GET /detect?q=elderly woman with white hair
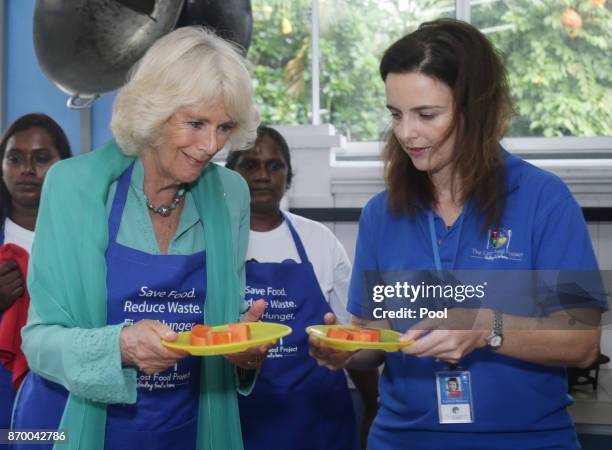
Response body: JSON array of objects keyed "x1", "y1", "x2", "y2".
[{"x1": 12, "y1": 27, "x2": 264, "y2": 450}]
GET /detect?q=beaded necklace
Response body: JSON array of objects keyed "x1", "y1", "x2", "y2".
[{"x1": 145, "y1": 186, "x2": 187, "y2": 217}]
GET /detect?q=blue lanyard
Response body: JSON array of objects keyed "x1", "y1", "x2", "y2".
[
  {"x1": 427, "y1": 207, "x2": 466, "y2": 271},
  {"x1": 428, "y1": 207, "x2": 467, "y2": 371}
]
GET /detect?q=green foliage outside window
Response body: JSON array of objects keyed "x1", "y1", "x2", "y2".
[
  {"x1": 483, "y1": 0, "x2": 611, "y2": 137},
  {"x1": 249, "y1": 0, "x2": 611, "y2": 139},
  {"x1": 249, "y1": 1, "x2": 312, "y2": 126},
  {"x1": 317, "y1": 0, "x2": 454, "y2": 140}
]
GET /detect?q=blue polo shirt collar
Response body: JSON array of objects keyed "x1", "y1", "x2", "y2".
[{"x1": 502, "y1": 148, "x2": 522, "y2": 195}]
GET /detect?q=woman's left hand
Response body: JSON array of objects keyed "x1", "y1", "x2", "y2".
[
  {"x1": 400, "y1": 308, "x2": 491, "y2": 364},
  {"x1": 225, "y1": 299, "x2": 272, "y2": 370}
]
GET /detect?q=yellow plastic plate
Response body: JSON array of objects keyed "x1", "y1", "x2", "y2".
[
  {"x1": 306, "y1": 325, "x2": 413, "y2": 352},
  {"x1": 162, "y1": 322, "x2": 292, "y2": 356}
]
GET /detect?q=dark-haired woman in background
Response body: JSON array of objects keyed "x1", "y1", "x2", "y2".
[
  {"x1": 227, "y1": 126, "x2": 378, "y2": 450},
  {"x1": 0, "y1": 113, "x2": 71, "y2": 434},
  {"x1": 310, "y1": 19, "x2": 606, "y2": 449}
]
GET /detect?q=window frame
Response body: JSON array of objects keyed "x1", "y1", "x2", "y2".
[{"x1": 303, "y1": 0, "x2": 611, "y2": 155}]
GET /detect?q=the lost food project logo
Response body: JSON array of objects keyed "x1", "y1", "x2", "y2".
[
  {"x1": 488, "y1": 228, "x2": 510, "y2": 250},
  {"x1": 471, "y1": 227, "x2": 524, "y2": 261}
]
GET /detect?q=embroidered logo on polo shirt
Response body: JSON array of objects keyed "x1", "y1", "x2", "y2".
[
  {"x1": 471, "y1": 227, "x2": 524, "y2": 261},
  {"x1": 488, "y1": 228, "x2": 509, "y2": 249}
]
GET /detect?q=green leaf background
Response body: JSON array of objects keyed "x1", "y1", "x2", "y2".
[{"x1": 249, "y1": 0, "x2": 611, "y2": 139}]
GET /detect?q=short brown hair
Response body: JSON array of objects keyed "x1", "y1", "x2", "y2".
[{"x1": 380, "y1": 19, "x2": 513, "y2": 231}]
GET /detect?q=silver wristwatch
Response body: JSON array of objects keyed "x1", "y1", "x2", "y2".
[{"x1": 485, "y1": 311, "x2": 503, "y2": 350}]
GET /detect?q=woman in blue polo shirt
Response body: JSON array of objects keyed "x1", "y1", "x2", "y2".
[{"x1": 310, "y1": 19, "x2": 606, "y2": 450}]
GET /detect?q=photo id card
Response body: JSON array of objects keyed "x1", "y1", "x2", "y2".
[{"x1": 436, "y1": 370, "x2": 474, "y2": 424}]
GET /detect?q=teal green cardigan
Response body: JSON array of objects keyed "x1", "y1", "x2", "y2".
[{"x1": 22, "y1": 141, "x2": 252, "y2": 450}]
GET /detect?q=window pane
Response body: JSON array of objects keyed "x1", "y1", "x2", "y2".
[
  {"x1": 473, "y1": 0, "x2": 612, "y2": 137},
  {"x1": 249, "y1": 0, "x2": 312, "y2": 126},
  {"x1": 319, "y1": 0, "x2": 454, "y2": 141}
]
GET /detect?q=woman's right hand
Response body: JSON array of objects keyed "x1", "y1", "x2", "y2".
[
  {"x1": 0, "y1": 260, "x2": 24, "y2": 312},
  {"x1": 308, "y1": 312, "x2": 355, "y2": 370},
  {"x1": 120, "y1": 320, "x2": 187, "y2": 374}
]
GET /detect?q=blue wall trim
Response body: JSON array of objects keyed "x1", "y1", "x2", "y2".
[{"x1": 4, "y1": 0, "x2": 115, "y2": 153}]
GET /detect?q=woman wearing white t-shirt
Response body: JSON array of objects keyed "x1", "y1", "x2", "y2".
[
  {"x1": 227, "y1": 126, "x2": 378, "y2": 450},
  {"x1": 0, "y1": 113, "x2": 72, "y2": 432}
]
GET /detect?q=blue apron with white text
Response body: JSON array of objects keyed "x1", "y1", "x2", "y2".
[
  {"x1": 10, "y1": 163, "x2": 206, "y2": 450},
  {"x1": 238, "y1": 215, "x2": 358, "y2": 450},
  {"x1": 104, "y1": 163, "x2": 206, "y2": 449}
]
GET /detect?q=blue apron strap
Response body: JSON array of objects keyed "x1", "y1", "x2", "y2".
[
  {"x1": 0, "y1": 220, "x2": 5, "y2": 244},
  {"x1": 281, "y1": 212, "x2": 310, "y2": 264},
  {"x1": 108, "y1": 162, "x2": 135, "y2": 243}
]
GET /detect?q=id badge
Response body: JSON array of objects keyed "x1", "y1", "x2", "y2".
[{"x1": 436, "y1": 370, "x2": 474, "y2": 424}]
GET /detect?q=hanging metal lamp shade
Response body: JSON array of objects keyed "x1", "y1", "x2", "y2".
[
  {"x1": 175, "y1": 0, "x2": 253, "y2": 54},
  {"x1": 33, "y1": 0, "x2": 185, "y2": 109}
]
